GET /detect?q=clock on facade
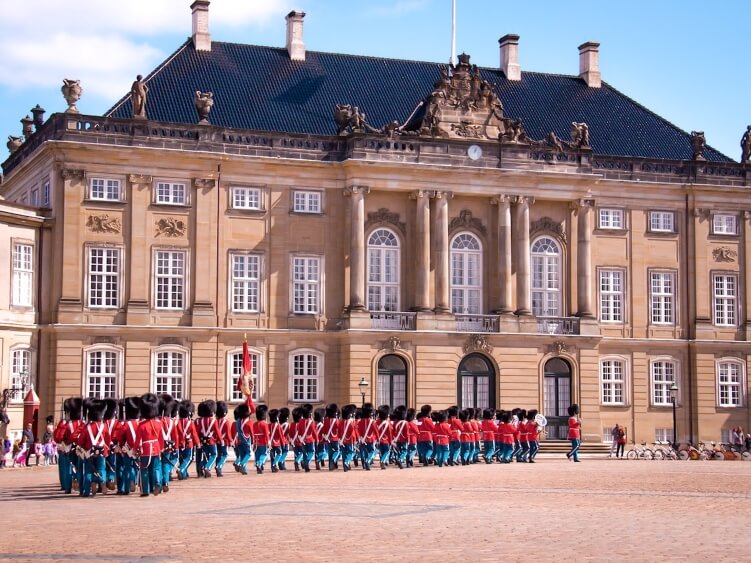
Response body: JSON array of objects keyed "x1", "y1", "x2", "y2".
[{"x1": 467, "y1": 144, "x2": 482, "y2": 160}]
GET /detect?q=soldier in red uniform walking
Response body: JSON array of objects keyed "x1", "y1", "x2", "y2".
[
  {"x1": 136, "y1": 393, "x2": 163, "y2": 496},
  {"x1": 252, "y1": 405, "x2": 270, "y2": 474}
]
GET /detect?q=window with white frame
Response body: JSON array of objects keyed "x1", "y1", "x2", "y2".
[
  {"x1": 713, "y1": 274, "x2": 737, "y2": 327},
  {"x1": 231, "y1": 253, "x2": 261, "y2": 312},
  {"x1": 88, "y1": 247, "x2": 120, "y2": 308},
  {"x1": 228, "y1": 349, "x2": 261, "y2": 402},
  {"x1": 717, "y1": 360, "x2": 743, "y2": 407},
  {"x1": 599, "y1": 208, "x2": 624, "y2": 230},
  {"x1": 655, "y1": 428, "x2": 672, "y2": 442},
  {"x1": 155, "y1": 181, "x2": 187, "y2": 205},
  {"x1": 10, "y1": 348, "x2": 31, "y2": 402},
  {"x1": 599, "y1": 269, "x2": 624, "y2": 322},
  {"x1": 30, "y1": 188, "x2": 39, "y2": 207},
  {"x1": 153, "y1": 349, "x2": 186, "y2": 399},
  {"x1": 712, "y1": 214, "x2": 737, "y2": 235},
  {"x1": 85, "y1": 348, "x2": 119, "y2": 398},
  {"x1": 531, "y1": 237, "x2": 560, "y2": 317},
  {"x1": 651, "y1": 359, "x2": 677, "y2": 406},
  {"x1": 42, "y1": 180, "x2": 50, "y2": 207},
  {"x1": 231, "y1": 187, "x2": 262, "y2": 210},
  {"x1": 11, "y1": 243, "x2": 33, "y2": 307},
  {"x1": 650, "y1": 272, "x2": 675, "y2": 324},
  {"x1": 649, "y1": 211, "x2": 675, "y2": 233},
  {"x1": 155, "y1": 250, "x2": 186, "y2": 309},
  {"x1": 367, "y1": 229, "x2": 400, "y2": 312},
  {"x1": 90, "y1": 178, "x2": 121, "y2": 201},
  {"x1": 601, "y1": 358, "x2": 626, "y2": 405},
  {"x1": 602, "y1": 427, "x2": 613, "y2": 443},
  {"x1": 290, "y1": 351, "x2": 322, "y2": 402},
  {"x1": 292, "y1": 256, "x2": 320, "y2": 314},
  {"x1": 450, "y1": 233, "x2": 482, "y2": 314},
  {"x1": 720, "y1": 428, "x2": 731, "y2": 444},
  {"x1": 292, "y1": 190, "x2": 321, "y2": 213}
]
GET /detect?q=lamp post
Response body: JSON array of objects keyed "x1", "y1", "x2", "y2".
[
  {"x1": 669, "y1": 381, "x2": 678, "y2": 447},
  {"x1": 358, "y1": 377, "x2": 369, "y2": 407},
  {"x1": 1, "y1": 369, "x2": 30, "y2": 411}
]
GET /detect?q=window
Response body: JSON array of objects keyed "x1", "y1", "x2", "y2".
[
  {"x1": 85, "y1": 348, "x2": 119, "y2": 398},
  {"x1": 655, "y1": 428, "x2": 672, "y2": 442},
  {"x1": 292, "y1": 256, "x2": 320, "y2": 314},
  {"x1": 717, "y1": 360, "x2": 743, "y2": 407},
  {"x1": 600, "y1": 358, "x2": 626, "y2": 405},
  {"x1": 228, "y1": 349, "x2": 261, "y2": 402},
  {"x1": 42, "y1": 180, "x2": 50, "y2": 207},
  {"x1": 649, "y1": 211, "x2": 675, "y2": 233},
  {"x1": 290, "y1": 351, "x2": 323, "y2": 402},
  {"x1": 450, "y1": 233, "x2": 482, "y2": 314},
  {"x1": 650, "y1": 272, "x2": 675, "y2": 324},
  {"x1": 292, "y1": 190, "x2": 321, "y2": 213},
  {"x1": 155, "y1": 250, "x2": 186, "y2": 309},
  {"x1": 531, "y1": 237, "x2": 560, "y2": 317},
  {"x1": 232, "y1": 187, "x2": 262, "y2": 210},
  {"x1": 30, "y1": 188, "x2": 39, "y2": 207},
  {"x1": 90, "y1": 178, "x2": 121, "y2": 201},
  {"x1": 153, "y1": 349, "x2": 186, "y2": 399},
  {"x1": 231, "y1": 253, "x2": 261, "y2": 312},
  {"x1": 10, "y1": 348, "x2": 31, "y2": 402},
  {"x1": 599, "y1": 269, "x2": 624, "y2": 322},
  {"x1": 11, "y1": 243, "x2": 33, "y2": 307},
  {"x1": 87, "y1": 248, "x2": 120, "y2": 308},
  {"x1": 720, "y1": 429, "x2": 730, "y2": 444},
  {"x1": 713, "y1": 274, "x2": 737, "y2": 326},
  {"x1": 651, "y1": 359, "x2": 677, "y2": 406},
  {"x1": 602, "y1": 427, "x2": 613, "y2": 443},
  {"x1": 599, "y1": 208, "x2": 624, "y2": 230},
  {"x1": 712, "y1": 214, "x2": 737, "y2": 235},
  {"x1": 367, "y1": 229, "x2": 400, "y2": 312},
  {"x1": 155, "y1": 182, "x2": 187, "y2": 205}
]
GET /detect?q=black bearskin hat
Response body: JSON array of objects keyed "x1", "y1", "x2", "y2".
[
  {"x1": 361, "y1": 402, "x2": 374, "y2": 418},
  {"x1": 325, "y1": 403, "x2": 339, "y2": 418},
  {"x1": 166, "y1": 400, "x2": 179, "y2": 418},
  {"x1": 268, "y1": 408, "x2": 279, "y2": 423},
  {"x1": 87, "y1": 399, "x2": 106, "y2": 422},
  {"x1": 291, "y1": 407, "x2": 303, "y2": 423},
  {"x1": 62, "y1": 398, "x2": 72, "y2": 419},
  {"x1": 256, "y1": 404, "x2": 269, "y2": 421},
  {"x1": 482, "y1": 408, "x2": 494, "y2": 420},
  {"x1": 124, "y1": 397, "x2": 141, "y2": 420},
  {"x1": 235, "y1": 403, "x2": 251, "y2": 420},
  {"x1": 458, "y1": 410, "x2": 468, "y2": 422},
  {"x1": 159, "y1": 394, "x2": 174, "y2": 416},
  {"x1": 518, "y1": 409, "x2": 527, "y2": 421},
  {"x1": 420, "y1": 404, "x2": 432, "y2": 416},
  {"x1": 406, "y1": 408, "x2": 416, "y2": 422},
  {"x1": 313, "y1": 407, "x2": 325, "y2": 423},
  {"x1": 447, "y1": 405, "x2": 458, "y2": 418},
  {"x1": 355, "y1": 408, "x2": 363, "y2": 420},
  {"x1": 46, "y1": 414, "x2": 54, "y2": 425},
  {"x1": 68, "y1": 397, "x2": 84, "y2": 421},
  {"x1": 341, "y1": 404, "x2": 356, "y2": 419},
  {"x1": 139, "y1": 393, "x2": 159, "y2": 420},
  {"x1": 197, "y1": 400, "x2": 216, "y2": 418},
  {"x1": 82, "y1": 398, "x2": 95, "y2": 420},
  {"x1": 528, "y1": 409, "x2": 538, "y2": 419},
  {"x1": 377, "y1": 405, "x2": 391, "y2": 420},
  {"x1": 103, "y1": 398, "x2": 118, "y2": 420},
  {"x1": 302, "y1": 405, "x2": 313, "y2": 419},
  {"x1": 391, "y1": 407, "x2": 405, "y2": 421},
  {"x1": 434, "y1": 411, "x2": 446, "y2": 423},
  {"x1": 278, "y1": 407, "x2": 290, "y2": 423},
  {"x1": 178, "y1": 399, "x2": 194, "y2": 419},
  {"x1": 568, "y1": 404, "x2": 579, "y2": 416},
  {"x1": 501, "y1": 411, "x2": 512, "y2": 424},
  {"x1": 216, "y1": 401, "x2": 228, "y2": 418}
]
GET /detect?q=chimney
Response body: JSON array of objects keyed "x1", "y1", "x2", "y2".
[
  {"x1": 578, "y1": 41, "x2": 601, "y2": 88},
  {"x1": 499, "y1": 34, "x2": 521, "y2": 81},
  {"x1": 285, "y1": 10, "x2": 306, "y2": 61},
  {"x1": 191, "y1": 0, "x2": 211, "y2": 52}
]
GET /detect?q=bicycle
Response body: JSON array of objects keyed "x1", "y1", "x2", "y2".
[
  {"x1": 651, "y1": 441, "x2": 678, "y2": 460},
  {"x1": 626, "y1": 442, "x2": 654, "y2": 460}
]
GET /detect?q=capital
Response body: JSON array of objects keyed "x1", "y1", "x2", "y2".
[
  {"x1": 569, "y1": 198, "x2": 594, "y2": 214},
  {"x1": 192, "y1": 178, "x2": 216, "y2": 190},
  {"x1": 409, "y1": 189, "x2": 430, "y2": 200},
  {"x1": 490, "y1": 194, "x2": 511, "y2": 205},
  {"x1": 343, "y1": 185, "x2": 370, "y2": 197},
  {"x1": 431, "y1": 190, "x2": 454, "y2": 200},
  {"x1": 512, "y1": 195, "x2": 535, "y2": 206},
  {"x1": 128, "y1": 174, "x2": 153, "y2": 185}
]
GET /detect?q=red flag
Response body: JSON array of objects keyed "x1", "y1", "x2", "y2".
[{"x1": 236, "y1": 336, "x2": 251, "y2": 393}]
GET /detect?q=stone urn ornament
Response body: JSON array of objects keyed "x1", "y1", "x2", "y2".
[
  {"x1": 7, "y1": 135, "x2": 23, "y2": 154},
  {"x1": 61, "y1": 79, "x2": 82, "y2": 113},
  {"x1": 194, "y1": 90, "x2": 214, "y2": 124}
]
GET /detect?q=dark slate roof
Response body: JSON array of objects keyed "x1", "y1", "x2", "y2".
[{"x1": 107, "y1": 40, "x2": 730, "y2": 162}]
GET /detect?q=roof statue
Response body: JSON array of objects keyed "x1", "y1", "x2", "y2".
[
  {"x1": 130, "y1": 75, "x2": 148, "y2": 119},
  {"x1": 194, "y1": 91, "x2": 214, "y2": 125},
  {"x1": 6, "y1": 136, "x2": 23, "y2": 154},
  {"x1": 741, "y1": 126, "x2": 751, "y2": 164},
  {"x1": 570, "y1": 122, "x2": 590, "y2": 149},
  {"x1": 690, "y1": 131, "x2": 706, "y2": 161},
  {"x1": 61, "y1": 79, "x2": 82, "y2": 114}
]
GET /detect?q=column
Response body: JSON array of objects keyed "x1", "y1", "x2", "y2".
[
  {"x1": 126, "y1": 174, "x2": 152, "y2": 317},
  {"x1": 575, "y1": 198, "x2": 595, "y2": 318},
  {"x1": 513, "y1": 196, "x2": 534, "y2": 315},
  {"x1": 744, "y1": 211, "x2": 751, "y2": 339},
  {"x1": 344, "y1": 185, "x2": 369, "y2": 311},
  {"x1": 491, "y1": 194, "x2": 512, "y2": 313},
  {"x1": 433, "y1": 190, "x2": 452, "y2": 313},
  {"x1": 59, "y1": 168, "x2": 86, "y2": 309},
  {"x1": 410, "y1": 190, "x2": 431, "y2": 311}
]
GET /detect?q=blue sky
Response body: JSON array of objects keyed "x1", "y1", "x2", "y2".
[{"x1": 1, "y1": 0, "x2": 748, "y2": 161}]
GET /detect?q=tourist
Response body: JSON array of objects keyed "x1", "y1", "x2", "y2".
[
  {"x1": 566, "y1": 404, "x2": 581, "y2": 462},
  {"x1": 615, "y1": 425, "x2": 627, "y2": 459},
  {"x1": 609, "y1": 423, "x2": 619, "y2": 458},
  {"x1": 22, "y1": 423, "x2": 35, "y2": 467}
]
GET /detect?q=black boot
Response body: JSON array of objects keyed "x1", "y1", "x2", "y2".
[{"x1": 294, "y1": 461, "x2": 300, "y2": 472}]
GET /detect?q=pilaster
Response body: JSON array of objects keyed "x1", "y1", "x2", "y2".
[
  {"x1": 344, "y1": 185, "x2": 369, "y2": 311},
  {"x1": 126, "y1": 174, "x2": 152, "y2": 323},
  {"x1": 432, "y1": 190, "x2": 453, "y2": 314},
  {"x1": 410, "y1": 189, "x2": 432, "y2": 312},
  {"x1": 192, "y1": 177, "x2": 218, "y2": 326},
  {"x1": 513, "y1": 195, "x2": 534, "y2": 316},
  {"x1": 491, "y1": 194, "x2": 513, "y2": 313}
]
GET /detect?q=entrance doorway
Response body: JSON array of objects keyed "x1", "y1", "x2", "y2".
[
  {"x1": 377, "y1": 354, "x2": 407, "y2": 407},
  {"x1": 543, "y1": 358, "x2": 572, "y2": 439},
  {"x1": 457, "y1": 353, "x2": 495, "y2": 410}
]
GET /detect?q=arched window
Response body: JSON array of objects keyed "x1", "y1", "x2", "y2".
[
  {"x1": 367, "y1": 228, "x2": 400, "y2": 311},
  {"x1": 531, "y1": 237, "x2": 561, "y2": 317},
  {"x1": 228, "y1": 348, "x2": 263, "y2": 403},
  {"x1": 9, "y1": 347, "x2": 31, "y2": 402},
  {"x1": 450, "y1": 233, "x2": 482, "y2": 314},
  {"x1": 84, "y1": 346, "x2": 121, "y2": 399},
  {"x1": 153, "y1": 347, "x2": 188, "y2": 400},
  {"x1": 377, "y1": 354, "x2": 407, "y2": 407},
  {"x1": 457, "y1": 353, "x2": 495, "y2": 409}
]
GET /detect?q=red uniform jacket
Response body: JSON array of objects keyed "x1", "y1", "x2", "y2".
[
  {"x1": 216, "y1": 418, "x2": 232, "y2": 447},
  {"x1": 357, "y1": 417, "x2": 378, "y2": 444},
  {"x1": 377, "y1": 419, "x2": 393, "y2": 445},
  {"x1": 296, "y1": 419, "x2": 318, "y2": 445},
  {"x1": 252, "y1": 420, "x2": 270, "y2": 446},
  {"x1": 417, "y1": 418, "x2": 434, "y2": 442},
  {"x1": 269, "y1": 422, "x2": 285, "y2": 448},
  {"x1": 62, "y1": 420, "x2": 84, "y2": 447},
  {"x1": 500, "y1": 422, "x2": 515, "y2": 445},
  {"x1": 448, "y1": 417, "x2": 463, "y2": 442},
  {"x1": 471, "y1": 419, "x2": 481, "y2": 442},
  {"x1": 53, "y1": 420, "x2": 67, "y2": 443},
  {"x1": 480, "y1": 419, "x2": 497, "y2": 441},
  {"x1": 136, "y1": 418, "x2": 164, "y2": 456},
  {"x1": 393, "y1": 420, "x2": 409, "y2": 444},
  {"x1": 526, "y1": 420, "x2": 539, "y2": 443},
  {"x1": 160, "y1": 417, "x2": 179, "y2": 451},
  {"x1": 567, "y1": 416, "x2": 581, "y2": 440},
  {"x1": 76, "y1": 421, "x2": 112, "y2": 456},
  {"x1": 339, "y1": 418, "x2": 359, "y2": 445},
  {"x1": 177, "y1": 418, "x2": 199, "y2": 449},
  {"x1": 407, "y1": 420, "x2": 419, "y2": 444},
  {"x1": 460, "y1": 421, "x2": 474, "y2": 443},
  {"x1": 115, "y1": 419, "x2": 141, "y2": 455},
  {"x1": 195, "y1": 416, "x2": 222, "y2": 446},
  {"x1": 321, "y1": 418, "x2": 341, "y2": 443},
  {"x1": 494, "y1": 421, "x2": 504, "y2": 443},
  {"x1": 285, "y1": 422, "x2": 299, "y2": 446},
  {"x1": 433, "y1": 422, "x2": 451, "y2": 446}
]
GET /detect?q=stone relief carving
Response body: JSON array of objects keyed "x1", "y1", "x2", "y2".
[
  {"x1": 60, "y1": 168, "x2": 85, "y2": 181},
  {"x1": 549, "y1": 341, "x2": 570, "y2": 355},
  {"x1": 692, "y1": 208, "x2": 711, "y2": 221},
  {"x1": 7, "y1": 136, "x2": 23, "y2": 154},
  {"x1": 61, "y1": 79, "x2": 82, "y2": 113},
  {"x1": 463, "y1": 334, "x2": 492, "y2": 354},
  {"x1": 130, "y1": 75, "x2": 148, "y2": 119},
  {"x1": 570, "y1": 122, "x2": 590, "y2": 149},
  {"x1": 531, "y1": 216, "x2": 566, "y2": 243},
  {"x1": 194, "y1": 91, "x2": 214, "y2": 124},
  {"x1": 690, "y1": 131, "x2": 706, "y2": 161},
  {"x1": 155, "y1": 217, "x2": 187, "y2": 238},
  {"x1": 741, "y1": 125, "x2": 751, "y2": 164},
  {"x1": 334, "y1": 104, "x2": 382, "y2": 136},
  {"x1": 86, "y1": 214, "x2": 122, "y2": 234},
  {"x1": 449, "y1": 209, "x2": 487, "y2": 235},
  {"x1": 384, "y1": 335, "x2": 402, "y2": 352},
  {"x1": 128, "y1": 174, "x2": 153, "y2": 185},
  {"x1": 366, "y1": 208, "x2": 406, "y2": 235},
  {"x1": 713, "y1": 246, "x2": 737, "y2": 262},
  {"x1": 193, "y1": 178, "x2": 216, "y2": 190}
]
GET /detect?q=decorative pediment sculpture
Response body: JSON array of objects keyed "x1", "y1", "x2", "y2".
[
  {"x1": 570, "y1": 122, "x2": 590, "y2": 149},
  {"x1": 194, "y1": 91, "x2": 214, "y2": 125},
  {"x1": 334, "y1": 104, "x2": 383, "y2": 136},
  {"x1": 7, "y1": 136, "x2": 23, "y2": 154},
  {"x1": 86, "y1": 214, "x2": 122, "y2": 234},
  {"x1": 130, "y1": 75, "x2": 148, "y2": 119},
  {"x1": 449, "y1": 209, "x2": 486, "y2": 236},
  {"x1": 366, "y1": 208, "x2": 406, "y2": 236},
  {"x1": 713, "y1": 246, "x2": 737, "y2": 262},
  {"x1": 61, "y1": 79, "x2": 82, "y2": 113},
  {"x1": 690, "y1": 131, "x2": 706, "y2": 161},
  {"x1": 463, "y1": 334, "x2": 492, "y2": 354},
  {"x1": 384, "y1": 336, "x2": 402, "y2": 352},
  {"x1": 155, "y1": 217, "x2": 187, "y2": 237},
  {"x1": 741, "y1": 126, "x2": 751, "y2": 164},
  {"x1": 531, "y1": 216, "x2": 566, "y2": 243}
]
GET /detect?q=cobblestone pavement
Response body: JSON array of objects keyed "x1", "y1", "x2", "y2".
[{"x1": 1, "y1": 457, "x2": 750, "y2": 562}]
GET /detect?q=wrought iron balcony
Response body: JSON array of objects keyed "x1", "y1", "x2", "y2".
[
  {"x1": 537, "y1": 317, "x2": 580, "y2": 335},
  {"x1": 370, "y1": 311, "x2": 416, "y2": 330},
  {"x1": 455, "y1": 314, "x2": 499, "y2": 333}
]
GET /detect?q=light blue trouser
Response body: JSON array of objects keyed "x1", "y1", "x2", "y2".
[
  {"x1": 417, "y1": 441, "x2": 433, "y2": 464},
  {"x1": 118, "y1": 455, "x2": 136, "y2": 494},
  {"x1": 449, "y1": 440, "x2": 461, "y2": 463},
  {"x1": 236, "y1": 443, "x2": 251, "y2": 471},
  {"x1": 161, "y1": 451, "x2": 178, "y2": 485},
  {"x1": 279, "y1": 445, "x2": 289, "y2": 468},
  {"x1": 81, "y1": 456, "x2": 105, "y2": 496},
  {"x1": 360, "y1": 442, "x2": 376, "y2": 466},
  {"x1": 302, "y1": 443, "x2": 315, "y2": 468},
  {"x1": 396, "y1": 442, "x2": 408, "y2": 463},
  {"x1": 378, "y1": 443, "x2": 391, "y2": 465},
  {"x1": 326, "y1": 442, "x2": 341, "y2": 467},
  {"x1": 140, "y1": 455, "x2": 162, "y2": 494},
  {"x1": 105, "y1": 453, "x2": 117, "y2": 483},
  {"x1": 483, "y1": 440, "x2": 495, "y2": 462},
  {"x1": 216, "y1": 445, "x2": 228, "y2": 470},
  {"x1": 435, "y1": 444, "x2": 450, "y2": 467},
  {"x1": 315, "y1": 442, "x2": 328, "y2": 463},
  {"x1": 518, "y1": 441, "x2": 529, "y2": 461},
  {"x1": 461, "y1": 442, "x2": 472, "y2": 463},
  {"x1": 59, "y1": 450, "x2": 72, "y2": 492},
  {"x1": 406, "y1": 443, "x2": 417, "y2": 464},
  {"x1": 568, "y1": 438, "x2": 581, "y2": 461},
  {"x1": 255, "y1": 445, "x2": 268, "y2": 468},
  {"x1": 270, "y1": 446, "x2": 283, "y2": 467},
  {"x1": 529, "y1": 441, "x2": 539, "y2": 460},
  {"x1": 178, "y1": 447, "x2": 194, "y2": 478},
  {"x1": 58, "y1": 452, "x2": 66, "y2": 489},
  {"x1": 342, "y1": 443, "x2": 356, "y2": 465},
  {"x1": 202, "y1": 444, "x2": 218, "y2": 471}
]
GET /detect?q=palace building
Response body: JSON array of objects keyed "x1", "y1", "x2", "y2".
[{"x1": 1, "y1": 2, "x2": 750, "y2": 443}]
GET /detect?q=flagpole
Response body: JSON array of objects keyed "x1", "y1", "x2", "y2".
[{"x1": 450, "y1": 0, "x2": 456, "y2": 66}]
